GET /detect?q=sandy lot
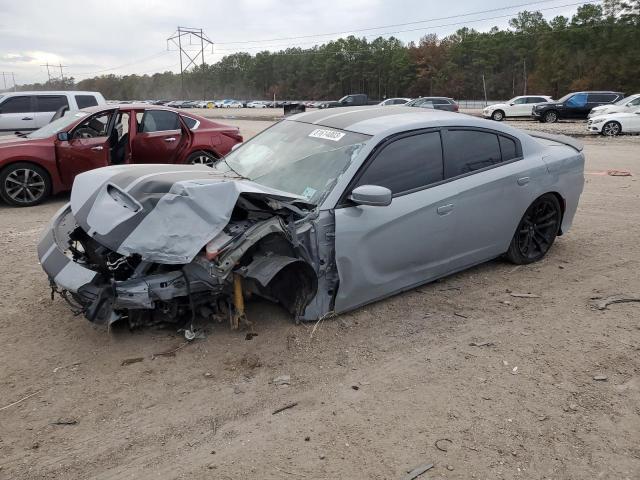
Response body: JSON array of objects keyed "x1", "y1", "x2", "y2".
[{"x1": 0, "y1": 120, "x2": 639, "y2": 479}]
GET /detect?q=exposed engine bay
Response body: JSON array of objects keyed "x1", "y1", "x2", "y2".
[{"x1": 38, "y1": 165, "x2": 338, "y2": 331}]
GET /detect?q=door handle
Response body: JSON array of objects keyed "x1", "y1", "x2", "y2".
[
  {"x1": 517, "y1": 176, "x2": 530, "y2": 186},
  {"x1": 436, "y1": 203, "x2": 454, "y2": 215},
  {"x1": 22, "y1": 117, "x2": 33, "y2": 121},
  {"x1": 164, "y1": 137, "x2": 177, "y2": 142},
  {"x1": 91, "y1": 146, "x2": 104, "y2": 151}
]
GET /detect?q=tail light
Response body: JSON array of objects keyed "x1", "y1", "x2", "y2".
[
  {"x1": 222, "y1": 130, "x2": 243, "y2": 143},
  {"x1": 453, "y1": 104, "x2": 459, "y2": 112}
]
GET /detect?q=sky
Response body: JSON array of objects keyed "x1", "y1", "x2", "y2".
[{"x1": 0, "y1": 0, "x2": 595, "y2": 86}]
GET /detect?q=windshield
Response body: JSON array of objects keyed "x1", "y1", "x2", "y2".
[
  {"x1": 616, "y1": 95, "x2": 638, "y2": 106},
  {"x1": 27, "y1": 111, "x2": 88, "y2": 139},
  {"x1": 556, "y1": 93, "x2": 574, "y2": 103},
  {"x1": 216, "y1": 120, "x2": 370, "y2": 204}
]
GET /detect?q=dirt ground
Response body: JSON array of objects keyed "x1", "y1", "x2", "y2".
[{"x1": 0, "y1": 121, "x2": 639, "y2": 479}]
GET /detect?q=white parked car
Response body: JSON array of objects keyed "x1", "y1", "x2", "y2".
[
  {"x1": 587, "y1": 106, "x2": 640, "y2": 136},
  {"x1": 247, "y1": 101, "x2": 267, "y2": 108},
  {"x1": 483, "y1": 95, "x2": 552, "y2": 121},
  {"x1": 588, "y1": 93, "x2": 640, "y2": 118},
  {"x1": 223, "y1": 100, "x2": 243, "y2": 108},
  {"x1": 377, "y1": 97, "x2": 412, "y2": 106},
  {"x1": 0, "y1": 90, "x2": 105, "y2": 132}
]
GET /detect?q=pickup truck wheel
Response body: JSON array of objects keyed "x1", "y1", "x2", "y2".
[
  {"x1": 188, "y1": 151, "x2": 217, "y2": 168},
  {"x1": 506, "y1": 194, "x2": 561, "y2": 264},
  {"x1": 0, "y1": 162, "x2": 52, "y2": 207},
  {"x1": 602, "y1": 121, "x2": 621, "y2": 136},
  {"x1": 491, "y1": 110, "x2": 505, "y2": 121},
  {"x1": 543, "y1": 111, "x2": 558, "y2": 123}
]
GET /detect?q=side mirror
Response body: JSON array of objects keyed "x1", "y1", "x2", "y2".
[
  {"x1": 509, "y1": 102, "x2": 515, "y2": 106},
  {"x1": 349, "y1": 185, "x2": 392, "y2": 207},
  {"x1": 57, "y1": 132, "x2": 69, "y2": 142}
]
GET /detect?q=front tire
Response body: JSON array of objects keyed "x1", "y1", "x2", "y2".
[
  {"x1": 602, "y1": 121, "x2": 621, "y2": 136},
  {"x1": 188, "y1": 151, "x2": 217, "y2": 168},
  {"x1": 0, "y1": 162, "x2": 52, "y2": 207},
  {"x1": 506, "y1": 194, "x2": 561, "y2": 265},
  {"x1": 542, "y1": 110, "x2": 558, "y2": 123},
  {"x1": 491, "y1": 110, "x2": 505, "y2": 121}
]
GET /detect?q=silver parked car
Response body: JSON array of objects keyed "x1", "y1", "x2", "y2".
[{"x1": 38, "y1": 107, "x2": 584, "y2": 329}]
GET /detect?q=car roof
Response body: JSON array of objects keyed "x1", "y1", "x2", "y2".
[
  {"x1": 289, "y1": 106, "x2": 500, "y2": 136},
  {"x1": 81, "y1": 103, "x2": 194, "y2": 114},
  {"x1": 2, "y1": 90, "x2": 101, "y2": 95}
]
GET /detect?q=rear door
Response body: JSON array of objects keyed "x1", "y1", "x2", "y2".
[
  {"x1": 440, "y1": 128, "x2": 547, "y2": 269},
  {"x1": 130, "y1": 109, "x2": 188, "y2": 164},
  {"x1": 55, "y1": 110, "x2": 114, "y2": 186},
  {"x1": 34, "y1": 95, "x2": 70, "y2": 127},
  {"x1": 334, "y1": 130, "x2": 459, "y2": 312},
  {"x1": 0, "y1": 95, "x2": 36, "y2": 131}
]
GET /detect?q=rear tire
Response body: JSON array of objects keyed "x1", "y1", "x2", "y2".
[
  {"x1": 543, "y1": 110, "x2": 558, "y2": 123},
  {"x1": 0, "y1": 162, "x2": 52, "y2": 207},
  {"x1": 491, "y1": 110, "x2": 505, "y2": 121},
  {"x1": 188, "y1": 151, "x2": 217, "y2": 168},
  {"x1": 506, "y1": 194, "x2": 561, "y2": 264},
  {"x1": 602, "y1": 121, "x2": 621, "y2": 136}
]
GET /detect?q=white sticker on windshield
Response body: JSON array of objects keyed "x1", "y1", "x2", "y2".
[
  {"x1": 308, "y1": 128, "x2": 345, "y2": 142},
  {"x1": 301, "y1": 187, "x2": 317, "y2": 200}
]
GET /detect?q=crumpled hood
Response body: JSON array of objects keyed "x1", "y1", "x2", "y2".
[{"x1": 70, "y1": 164, "x2": 308, "y2": 264}]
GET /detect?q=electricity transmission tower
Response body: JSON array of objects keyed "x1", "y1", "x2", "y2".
[
  {"x1": 166, "y1": 27, "x2": 214, "y2": 98},
  {"x1": 1, "y1": 72, "x2": 17, "y2": 91},
  {"x1": 40, "y1": 62, "x2": 68, "y2": 84}
]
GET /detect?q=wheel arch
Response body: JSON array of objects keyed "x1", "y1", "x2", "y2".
[{"x1": 545, "y1": 191, "x2": 566, "y2": 235}]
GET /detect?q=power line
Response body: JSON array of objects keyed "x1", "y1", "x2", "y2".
[
  {"x1": 69, "y1": 51, "x2": 172, "y2": 76},
  {"x1": 214, "y1": 0, "x2": 587, "y2": 45},
  {"x1": 213, "y1": 0, "x2": 601, "y2": 54}
]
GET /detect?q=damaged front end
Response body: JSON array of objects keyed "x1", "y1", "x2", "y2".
[{"x1": 38, "y1": 166, "x2": 321, "y2": 329}]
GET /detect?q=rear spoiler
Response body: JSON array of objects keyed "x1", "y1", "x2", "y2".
[{"x1": 524, "y1": 130, "x2": 583, "y2": 152}]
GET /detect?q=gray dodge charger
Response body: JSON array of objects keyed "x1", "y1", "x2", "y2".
[{"x1": 38, "y1": 107, "x2": 584, "y2": 329}]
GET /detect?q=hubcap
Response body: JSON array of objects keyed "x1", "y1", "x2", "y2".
[
  {"x1": 603, "y1": 122, "x2": 620, "y2": 136},
  {"x1": 546, "y1": 112, "x2": 557, "y2": 123},
  {"x1": 4, "y1": 168, "x2": 46, "y2": 204},
  {"x1": 494, "y1": 112, "x2": 503, "y2": 120},
  {"x1": 191, "y1": 154, "x2": 215, "y2": 167},
  {"x1": 516, "y1": 199, "x2": 559, "y2": 260}
]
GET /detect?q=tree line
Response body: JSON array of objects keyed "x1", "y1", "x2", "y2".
[{"x1": 15, "y1": 1, "x2": 640, "y2": 101}]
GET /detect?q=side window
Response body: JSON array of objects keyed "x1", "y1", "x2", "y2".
[
  {"x1": 72, "y1": 112, "x2": 113, "y2": 139},
  {"x1": 499, "y1": 136, "x2": 518, "y2": 161},
  {"x1": 566, "y1": 93, "x2": 587, "y2": 107},
  {"x1": 140, "y1": 110, "x2": 180, "y2": 132},
  {"x1": 433, "y1": 99, "x2": 448, "y2": 105},
  {"x1": 356, "y1": 132, "x2": 443, "y2": 194},
  {"x1": 527, "y1": 97, "x2": 544, "y2": 103},
  {"x1": 628, "y1": 97, "x2": 640, "y2": 107},
  {"x1": 75, "y1": 95, "x2": 98, "y2": 109},
  {"x1": 443, "y1": 130, "x2": 502, "y2": 178},
  {"x1": 513, "y1": 98, "x2": 527, "y2": 104},
  {"x1": 0, "y1": 96, "x2": 32, "y2": 114},
  {"x1": 417, "y1": 100, "x2": 434, "y2": 108},
  {"x1": 587, "y1": 94, "x2": 609, "y2": 103},
  {"x1": 35, "y1": 95, "x2": 69, "y2": 112},
  {"x1": 181, "y1": 115, "x2": 198, "y2": 129}
]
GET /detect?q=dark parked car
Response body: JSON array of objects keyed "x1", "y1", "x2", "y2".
[
  {"x1": 317, "y1": 94, "x2": 378, "y2": 109},
  {"x1": 0, "y1": 104, "x2": 242, "y2": 206},
  {"x1": 532, "y1": 91, "x2": 624, "y2": 123},
  {"x1": 405, "y1": 97, "x2": 459, "y2": 112}
]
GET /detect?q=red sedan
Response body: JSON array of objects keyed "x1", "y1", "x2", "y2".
[{"x1": 0, "y1": 104, "x2": 243, "y2": 206}]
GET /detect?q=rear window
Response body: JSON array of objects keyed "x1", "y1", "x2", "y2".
[
  {"x1": 588, "y1": 94, "x2": 616, "y2": 103},
  {"x1": 75, "y1": 94, "x2": 99, "y2": 109},
  {"x1": 0, "y1": 96, "x2": 32, "y2": 114},
  {"x1": 499, "y1": 136, "x2": 518, "y2": 161},
  {"x1": 444, "y1": 130, "x2": 502, "y2": 178},
  {"x1": 35, "y1": 95, "x2": 69, "y2": 112},
  {"x1": 181, "y1": 115, "x2": 198, "y2": 129}
]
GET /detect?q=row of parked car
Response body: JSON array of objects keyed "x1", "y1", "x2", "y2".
[{"x1": 481, "y1": 91, "x2": 640, "y2": 136}]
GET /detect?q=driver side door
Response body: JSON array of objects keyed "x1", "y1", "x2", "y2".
[
  {"x1": 510, "y1": 97, "x2": 530, "y2": 116},
  {"x1": 55, "y1": 110, "x2": 114, "y2": 186},
  {"x1": 334, "y1": 130, "x2": 459, "y2": 313}
]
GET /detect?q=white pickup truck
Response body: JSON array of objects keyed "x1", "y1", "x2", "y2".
[{"x1": 0, "y1": 91, "x2": 106, "y2": 132}]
